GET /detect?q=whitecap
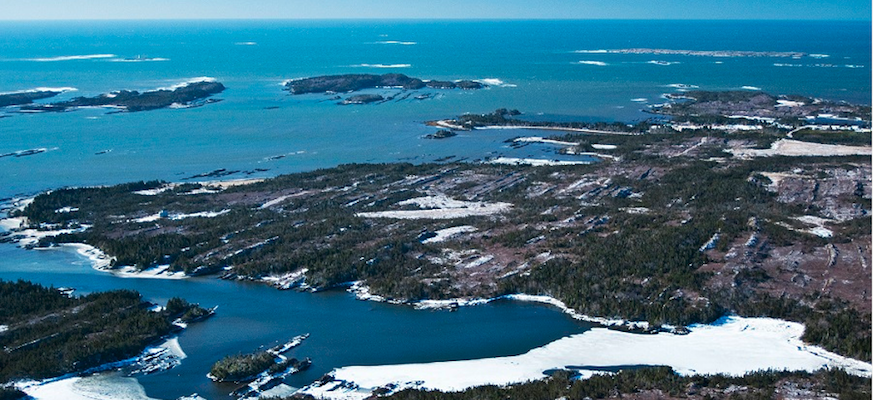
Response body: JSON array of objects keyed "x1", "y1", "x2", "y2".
[
  {"x1": 373, "y1": 41, "x2": 417, "y2": 45},
  {"x1": 108, "y1": 57, "x2": 170, "y2": 63},
  {"x1": 630, "y1": 98, "x2": 647, "y2": 102},
  {"x1": 665, "y1": 83, "x2": 699, "y2": 89},
  {"x1": 773, "y1": 63, "x2": 802, "y2": 67},
  {"x1": 472, "y1": 78, "x2": 516, "y2": 88},
  {"x1": 577, "y1": 61, "x2": 607, "y2": 66},
  {"x1": 352, "y1": 64, "x2": 412, "y2": 68},
  {"x1": 647, "y1": 60, "x2": 678, "y2": 66},
  {"x1": 0, "y1": 87, "x2": 77, "y2": 95},
  {"x1": 156, "y1": 77, "x2": 217, "y2": 91},
  {"x1": 575, "y1": 50, "x2": 608, "y2": 53},
  {"x1": 27, "y1": 54, "x2": 116, "y2": 62},
  {"x1": 809, "y1": 54, "x2": 830, "y2": 59},
  {"x1": 235, "y1": 42, "x2": 258, "y2": 46},
  {"x1": 741, "y1": 86, "x2": 762, "y2": 91}
]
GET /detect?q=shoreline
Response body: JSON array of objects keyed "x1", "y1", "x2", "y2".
[
  {"x1": 426, "y1": 120, "x2": 641, "y2": 135},
  {"x1": 298, "y1": 315, "x2": 873, "y2": 399},
  {"x1": 347, "y1": 282, "x2": 653, "y2": 330},
  {"x1": 16, "y1": 336, "x2": 188, "y2": 400}
]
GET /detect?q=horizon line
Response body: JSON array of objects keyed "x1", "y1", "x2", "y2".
[{"x1": 1, "y1": 17, "x2": 871, "y2": 22}]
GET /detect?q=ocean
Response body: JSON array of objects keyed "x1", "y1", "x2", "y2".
[
  {"x1": 0, "y1": 19, "x2": 870, "y2": 399},
  {"x1": 0, "y1": 20, "x2": 869, "y2": 198}
]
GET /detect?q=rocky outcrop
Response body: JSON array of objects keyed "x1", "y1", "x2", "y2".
[
  {"x1": 341, "y1": 94, "x2": 384, "y2": 105},
  {"x1": 0, "y1": 90, "x2": 61, "y2": 107}
]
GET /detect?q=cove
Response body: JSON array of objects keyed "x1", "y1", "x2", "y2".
[{"x1": 0, "y1": 242, "x2": 590, "y2": 399}]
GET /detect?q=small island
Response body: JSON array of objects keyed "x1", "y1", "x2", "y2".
[
  {"x1": 340, "y1": 94, "x2": 384, "y2": 105},
  {"x1": 284, "y1": 73, "x2": 484, "y2": 94},
  {"x1": 0, "y1": 90, "x2": 64, "y2": 108},
  {"x1": 209, "y1": 334, "x2": 311, "y2": 397},
  {"x1": 16, "y1": 80, "x2": 225, "y2": 113}
]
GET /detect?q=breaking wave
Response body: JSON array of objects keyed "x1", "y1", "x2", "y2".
[
  {"x1": 577, "y1": 61, "x2": 608, "y2": 66},
  {"x1": 473, "y1": 78, "x2": 517, "y2": 88},
  {"x1": 352, "y1": 64, "x2": 412, "y2": 68},
  {"x1": 372, "y1": 41, "x2": 417, "y2": 45},
  {"x1": 27, "y1": 54, "x2": 117, "y2": 62}
]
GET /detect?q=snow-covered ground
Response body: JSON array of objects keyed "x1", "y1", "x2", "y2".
[
  {"x1": 133, "y1": 209, "x2": 229, "y2": 223},
  {"x1": 422, "y1": 225, "x2": 478, "y2": 244},
  {"x1": 19, "y1": 337, "x2": 189, "y2": 400},
  {"x1": 488, "y1": 157, "x2": 592, "y2": 166},
  {"x1": 22, "y1": 375, "x2": 161, "y2": 400},
  {"x1": 729, "y1": 139, "x2": 871, "y2": 158},
  {"x1": 299, "y1": 315, "x2": 873, "y2": 400},
  {"x1": 356, "y1": 195, "x2": 512, "y2": 220},
  {"x1": 513, "y1": 136, "x2": 578, "y2": 146}
]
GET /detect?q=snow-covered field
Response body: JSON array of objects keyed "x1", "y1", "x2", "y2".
[
  {"x1": 20, "y1": 338, "x2": 189, "y2": 400},
  {"x1": 356, "y1": 195, "x2": 512, "y2": 220},
  {"x1": 488, "y1": 157, "x2": 592, "y2": 166},
  {"x1": 422, "y1": 225, "x2": 478, "y2": 244},
  {"x1": 299, "y1": 315, "x2": 873, "y2": 400},
  {"x1": 729, "y1": 139, "x2": 871, "y2": 158}
]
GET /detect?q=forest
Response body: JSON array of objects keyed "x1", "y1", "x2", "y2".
[
  {"x1": 8, "y1": 119, "x2": 871, "y2": 365},
  {"x1": 0, "y1": 280, "x2": 209, "y2": 383}
]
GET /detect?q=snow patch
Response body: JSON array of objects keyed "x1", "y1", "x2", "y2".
[
  {"x1": 356, "y1": 195, "x2": 512, "y2": 220},
  {"x1": 422, "y1": 225, "x2": 478, "y2": 244},
  {"x1": 513, "y1": 136, "x2": 577, "y2": 146},
  {"x1": 728, "y1": 139, "x2": 872, "y2": 158},
  {"x1": 298, "y1": 316, "x2": 872, "y2": 399},
  {"x1": 20, "y1": 374, "x2": 160, "y2": 400},
  {"x1": 488, "y1": 157, "x2": 592, "y2": 166}
]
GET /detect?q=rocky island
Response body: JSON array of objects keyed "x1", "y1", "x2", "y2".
[
  {"x1": 15, "y1": 80, "x2": 225, "y2": 113},
  {"x1": 284, "y1": 73, "x2": 484, "y2": 94},
  {"x1": 0, "y1": 89, "x2": 65, "y2": 108}
]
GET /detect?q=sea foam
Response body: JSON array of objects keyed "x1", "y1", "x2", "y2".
[
  {"x1": 473, "y1": 78, "x2": 517, "y2": 88},
  {"x1": 0, "y1": 87, "x2": 77, "y2": 95},
  {"x1": 353, "y1": 64, "x2": 412, "y2": 68},
  {"x1": 372, "y1": 41, "x2": 417, "y2": 45},
  {"x1": 27, "y1": 54, "x2": 117, "y2": 62}
]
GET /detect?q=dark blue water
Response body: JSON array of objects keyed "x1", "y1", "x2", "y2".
[
  {"x1": 0, "y1": 244, "x2": 588, "y2": 399},
  {"x1": 0, "y1": 20, "x2": 869, "y2": 399}
]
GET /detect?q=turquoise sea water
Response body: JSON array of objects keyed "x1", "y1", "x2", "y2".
[
  {"x1": 0, "y1": 20, "x2": 869, "y2": 198},
  {"x1": 0, "y1": 20, "x2": 870, "y2": 399}
]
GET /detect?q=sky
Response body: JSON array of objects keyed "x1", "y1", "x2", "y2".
[{"x1": 0, "y1": 0, "x2": 870, "y2": 21}]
